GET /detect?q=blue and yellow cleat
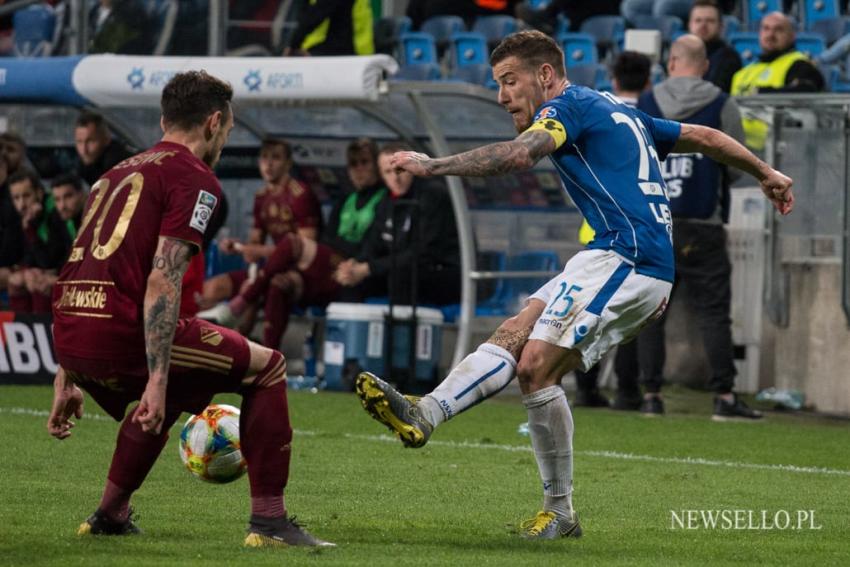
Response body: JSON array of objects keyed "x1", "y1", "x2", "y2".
[
  {"x1": 519, "y1": 511, "x2": 582, "y2": 540},
  {"x1": 77, "y1": 508, "x2": 141, "y2": 536},
  {"x1": 355, "y1": 372, "x2": 433, "y2": 448},
  {"x1": 244, "y1": 515, "x2": 335, "y2": 548}
]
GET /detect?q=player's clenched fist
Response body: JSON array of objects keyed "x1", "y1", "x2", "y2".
[{"x1": 389, "y1": 151, "x2": 433, "y2": 177}]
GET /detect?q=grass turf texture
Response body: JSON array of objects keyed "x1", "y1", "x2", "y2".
[{"x1": 1, "y1": 384, "x2": 848, "y2": 566}]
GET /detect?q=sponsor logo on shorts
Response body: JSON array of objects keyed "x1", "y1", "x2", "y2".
[
  {"x1": 190, "y1": 190, "x2": 218, "y2": 233},
  {"x1": 200, "y1": 327, "x2": 223, "y2": 346},
  {"x1": 573, "y1": 324, "x2": 589, "y2": 345},
  {"x1": 537, "y1": 318, "x2": 563, "y2": 330}
]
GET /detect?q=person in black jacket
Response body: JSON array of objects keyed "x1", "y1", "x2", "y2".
[
  {"x1": 335, "y1": 143, "x2": 461, "y2": 305},
  {"x1": 0, "y1": 153, "x2": 24, "y2": 292},
  {"x1": 285, "y1": 0, "x2": 374, "y2": 56},
  {"x1": 74, "y1": 111, "x2": 134, "y2": 187},
  {"x1": 6, "y1": 169, "x2": 71, "y2": 313},
  {"x1": 688, "y1": 0, "x2": 741, "y2": 94}
]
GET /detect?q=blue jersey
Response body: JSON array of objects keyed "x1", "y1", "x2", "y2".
[{"x1": 527, "y1": 86, "x2": 681, "y2": 282}]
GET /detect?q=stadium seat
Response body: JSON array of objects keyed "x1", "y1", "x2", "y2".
[
  {"x1": 801, "y1": 0, "x2": 840, "y2": 29},
  {"x1": 472, "y1": 15, "x2": 519, "y2": 48},
  {"x1": 450, "y1": 32, "x2": 489, "y2": 67},
  {"x1": 728, "y1": 32, "x2": 762, "y2": 65},
  {"x1": 557, "y1": 33, "x2": 598, "y2": 66},
  {"x1": 421, "y1": 15, "x2": 465, "y2": 52},
  {"x1": 13, "y1": 4, "x2": 57, "y2": 57},
  {"x1": 742, "y1": 0, "x2": 782, "y2": 30},
  {"x1": 556, "y1": 14, "x2": 571, "y2": 36},
  {"x1": 631, "y1": 14, "x2": 683, "y2": 43},
  {"x1": 567, "y1": 63, "x2": 605, "y2": 88},
  {"x1": 449, "y1": 63, "x2": 494, "y2": 87},
  {"x1": 809, "y1": 16, "x2": 850, "y2": 45},
  {"x1": 796, "y1": 32, "x2": 827, "y2": 57},
  {"x1": 393, "y1": 63, "x2": 442, "y2": 81},
  {"x1": 400, "y1": 32, "x2": 438, "y2": 65},
  {"x1": 723, "y1": 14, "x2": 742, "y2": 36},
  {"x1": 650, "y1": 62, "x2": 667, "y2": 84},
  {"x1": 526, "y1": 0, "x2": 551, "y2": 8},
  {"x1": 374, "y1": 15, "x2": 412, "y2": 55},
  {"x1": 579, "y1": 15, "x2": 626, "y2": 55},
  {"x1": 476, "y1": 250, "x2": 561, "y2": 316}
]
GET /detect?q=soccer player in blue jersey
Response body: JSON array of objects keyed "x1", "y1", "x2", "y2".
[{"x1": 355, "y1": 30, "x2": 794, "y2": 540}]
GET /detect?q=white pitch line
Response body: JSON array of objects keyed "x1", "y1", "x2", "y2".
[{"x1": 5, "y1": 406, "x2": 849, "y2": 478}]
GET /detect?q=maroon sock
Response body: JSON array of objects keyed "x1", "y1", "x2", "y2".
[
  {"x1": 8, "y1": 287, "x2": 31, "y2": 312},
  {"x1": 262, "y1": 286, "x2": 293, "y2": 349},
  {"x1": 241, "y1": 352, "x2": 290, "y2": 518},
  {"x1": 31, "y1": 292, "x2": 53, "y2": 313},
  {"x1": 100, "y1": 407, "x2": 181, "y2": 521},
  {"x1": 241, "y1": 235, "x2": 302, "y2": 305}
]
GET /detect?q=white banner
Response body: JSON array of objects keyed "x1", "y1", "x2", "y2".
[{"x1": 72, "y1": 54, "x2": 399, "y2": 107}]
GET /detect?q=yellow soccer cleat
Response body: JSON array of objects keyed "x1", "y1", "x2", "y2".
[{"x1": 519, "y1": 510, "x2": 582, "y2": 540}]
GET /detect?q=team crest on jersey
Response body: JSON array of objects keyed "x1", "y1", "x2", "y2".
[
  {"x1": 535, "y1": 106, "x2": 557, "y2": 121},
  {"x1": 200, "y1": 326, "x2": 223, "y2": 346},
  {"x1": 190, "y1": 190, "x2": 218, "y2": 233}
]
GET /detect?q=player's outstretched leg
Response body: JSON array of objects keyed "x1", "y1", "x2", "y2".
[
  {"x1": 355, "y1": 304, "x2": 538, "y2": 447},
  {"x1": 240, "y1": 345, "x2": 334, "y2": 548},
  {"x1": 79, "y1": 407, "x2": 182, "y2": 536}
]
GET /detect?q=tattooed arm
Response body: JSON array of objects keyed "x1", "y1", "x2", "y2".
[
  {"x1": 134, "y1": 236, "x2": 195, "y2": 434},
  {"x1": 389, "y1": 129, "x2": 557, "y2": 178}
]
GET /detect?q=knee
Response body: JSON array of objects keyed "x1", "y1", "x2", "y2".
[
  {"x1": 516, "y1": 348, "x2": 546, "y2": 390},
  {"x1": 247, "y1": 346, "x2": 286, "y2": 388}
]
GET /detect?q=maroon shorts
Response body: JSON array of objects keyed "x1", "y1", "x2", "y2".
[
  {"x1": 226, "y1": 269, "x2": 249, "y2": 297},
  {"x1": 298, "y1": 244, "x2": 343, "y2": 306},
  {"x1": 57, "y1": 318, "x2": 251, "y2": 421}
]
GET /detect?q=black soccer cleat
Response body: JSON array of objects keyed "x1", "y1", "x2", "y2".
[
  {"x1": 77, "y1": 508, "x2": 141, "y2": 536},
  {"x1": 712, "y1": 394, "x2": 763, "y2": 422},
  {"x1": 244, "y1": 514, "x2": 335, "y2": 548}
]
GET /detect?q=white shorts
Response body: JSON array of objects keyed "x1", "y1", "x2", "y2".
[{"x1": 528, "y1": 249, "x2": 672, "y2": 371}]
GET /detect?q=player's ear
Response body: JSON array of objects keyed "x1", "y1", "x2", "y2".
[
  {"x1": 539, "y1": 63, "x2": 555, "y2": 87},
  {"x1": 206, "y1": 110, "x2": 223, "y2": 141}
]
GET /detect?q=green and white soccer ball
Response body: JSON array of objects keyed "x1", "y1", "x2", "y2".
[{"x1": 179, "y1": 403, "x2": 247, "y2": 483}]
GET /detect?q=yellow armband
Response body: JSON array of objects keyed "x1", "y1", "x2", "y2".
[{"x1": 525, "y1": 118, "x2": 567, "y2": 150}]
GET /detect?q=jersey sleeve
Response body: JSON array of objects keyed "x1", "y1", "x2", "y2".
[
  {"x1": 524, "y1": 96, "x2": 581, "y2": 150},
  {"x1": 158, "y1": 170, "x2": 221, "y2": 251},
  {"x1": 632, "y1": 108, "x2": 681, "y2": 161}
]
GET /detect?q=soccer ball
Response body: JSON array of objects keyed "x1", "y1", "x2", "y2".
[{"x1": 179, "y1": 404, "x2": 247, "y2": 483}]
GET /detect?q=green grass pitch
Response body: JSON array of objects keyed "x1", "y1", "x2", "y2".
[{"x1": 1, "y1": 384, "x2": 848, "y2": 566}]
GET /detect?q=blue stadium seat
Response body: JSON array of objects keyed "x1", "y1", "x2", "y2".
[
  {"x1": 421, "y1": 15, "x2": 465, "y2": 50},
  {"x1": 374, "y1": 15, "x2": 412, "y2": 55},
  {"x1": 556, "y1": 14, "x2": 571, "y2": 35},
  {"x1": 400, "y1": 32, "x2": 438, "y2": 65},
  {"x1": 796, "y1": 32, "x2": 827, "y2": 57},
  {"x1": 450, "y1": 32, "x2": 488, "y2": 67},
  {"x1": 567, "y1": 63, "x2": 605, "y2": 88},
  {"x1": 205, "y1": 240, "x2": 246, "y2": 278},
  {"x1": 809, "y1": 16, "x2": 850, "y2": 44},
  {"x1": 651, "y1": 62, "x2": 667, "y2": 84},
  {"x1": 476, "y1": 251, "x2": 561, "y2": 316},
  {"x1": 472, "y1": 15, "x2": 518, "y2": 48},
  {"x1": 801, "y1": 0, "x2": 840, "y2": 29},
  {"x1": 526, "y1": 0, "x2": 551, "y2": 8},
  {"x1": 742, "y1": 0, "x2": 782, "y2": 30},
  {"x1": 557, "y1": 33, "x2": 598, "y2": 66},
  {"x1": 728, "y1": 32, "x2": 762, "y2": 65},
  {"x1": 449, "y1": 63, "x2": 494, "y2": 87},
  {"x1": 13, "y1": 4, "x2": 57, "y2": 57},
  {"x1": 723, "y1": 14, "x2": 742, "y2": 36},
  {"x1": 631, "y1": 14, "x2": 683, "y2": 43},
  {"x1": 393, "y1": 63, "x2": 442, "y2": 81},
  {"x1": 579, "y1": 15, "x2": 626, "y2": 54}
]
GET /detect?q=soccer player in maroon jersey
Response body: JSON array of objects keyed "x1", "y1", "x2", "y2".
[
  {"x1": 45, "y1": 71, "x2": 332, "y2": 548},
  {"x1": 199, "y1": 138, "x2": 321, "y2": 345}
]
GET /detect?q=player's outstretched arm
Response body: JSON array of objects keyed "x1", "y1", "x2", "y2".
[
  {"x1": 136, "y1": 236, "x2": 194, "y2": 434},
  {"x1": 390, "y1": 129, "x2": 556, "y2": 178},
  {"x1": 673, "y1": 124, "x2": 794, "y2": 215},
  {"x1": 47, "y1": 366, "x2": 84, "y2": 440}
]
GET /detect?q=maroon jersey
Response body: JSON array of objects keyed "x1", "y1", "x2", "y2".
[
  {"x1": 253, "y1": 177, "x2": 320, "y2": 244},
  {"x1": 52, "y1": 141, "x2": 221, "y2": 361}
]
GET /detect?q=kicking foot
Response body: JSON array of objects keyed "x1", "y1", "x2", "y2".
[{"x1": 355, "y1": 372, "x2": 433, "y2": 448}]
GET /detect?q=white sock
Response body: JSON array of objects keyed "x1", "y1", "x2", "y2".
[
  {"x1": 523, "y1": 385, "x2": 574, "y2": 520},
  {"x1": 417, "y1": 344, "x2": 516, "y2": 427}
]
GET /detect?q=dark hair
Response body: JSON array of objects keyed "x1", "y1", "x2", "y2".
[
  {"x1": 490, "y1": 30, "x2": 565, "y2": 78},
  {"x1": 160, "y1": 71, "x2": 234, "y2": 131},
  {"x1": 51, "y1": 172, "x2": 84, "y2": 192},
  {"x1": 8, "y1": 168, "x2": 43, "y2": 192},
  {"x1": 75, "y1": 110, "x2": 108, "y2": 133},
  {"x1": 689, "y1": 0, "x2": 721, "y2": 21},
  {"x1": 0, "y1": 131, "x2": 26, "y2": 149},
  {"x1": 346, "y1": 137, "x2": 378, "y2": 163},
  {"x1": 261, "y1": 137, "x2": 292, "y2": 159},
  {"x1": 610, "y1": 51, "x2": 652, "y2": 92}
]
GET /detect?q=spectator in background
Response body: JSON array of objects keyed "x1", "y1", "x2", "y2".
[
  {"x1": 688, "y1": 0, "x2": 741, "y2": 93},
  {"x1": 636, "y1": 35, "x2": 760, "y2": 420},
  {"x1": 198, "y1": 137, "x2": 321, "y2": 343},
  {"x1": 407, "y1": 0, "x2": 476, "y2": 30},
  {"x1": 1, "y1": 131, "x2": 28, "y2": 176},
  {"x1": 209, "y1": 138, "x2": 386, "y2": 348},
  {"x1": 621, "y1": 0, "x2": 694, "y2": 25},
  {"x1": 335, "y1": 143, "x2": 461, "y2": 306},
  {"x1": 285, "y1": 0, "x2": 374, "y2": 56},
  {"x1": 0, "y1": 153, "x2": 23, "y2": 291},
  {"x1": 50, "y1": 173, "x2": 86, "y2": 240},
  {"x1": 731, "y1": 12, "x2": 825, "y2": 149},
  {"x1": 6, "y1": 169, "x2": 71, "y2": 313},
  {"x1": 89, "y1": 0, "x2": 153, "y2": 55},
  {"x1": 572, "y1": 51, "x2": 652, "y2": 409},
  {"x1": 517, "y1": 0, "x2": 620, "y2": 34},
  {"x1": 74, "y1": 111, "x2": 134, "y2": 187}
]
